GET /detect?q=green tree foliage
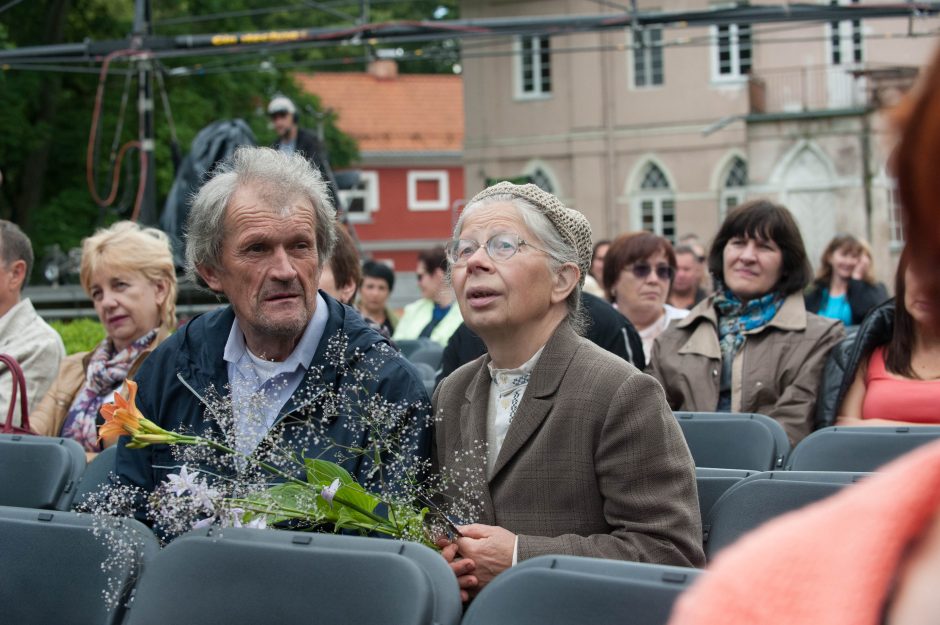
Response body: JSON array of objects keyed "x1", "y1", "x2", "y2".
[{"x1": 0, "y1": 0, "x2": 457, "y2": 276}]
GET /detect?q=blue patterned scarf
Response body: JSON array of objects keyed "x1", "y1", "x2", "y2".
[{"x1": 714, "y1": 287, "x2": 783, "y2": 364}]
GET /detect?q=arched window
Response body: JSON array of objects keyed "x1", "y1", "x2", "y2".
[
  {"x1": 636, "y1": 162, "x2": 676, "y2": 242},
  {"x1": 720, "y1": 157, "x2": 748, "y2": 219}
]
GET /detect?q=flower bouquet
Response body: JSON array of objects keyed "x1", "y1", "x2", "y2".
[{"x1": 92, "y1": 339, "x2": 484, "y2": 551}]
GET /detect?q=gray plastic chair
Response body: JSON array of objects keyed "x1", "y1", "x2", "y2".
[
  {"x1": 0, "y1": 434, "x2": 86, "y2": 510},
  {"x1": 463, "y1": 554, "x2": 701, "y2": 625},
  {"x1": 123, "y1": 528, "x2": 461, "y2": 625},
  {"x1": 72, "y1": 444, "x2": 118, "y2": 509},
  {"x1": 409, "y1": 344, "x2": 444, "y2": 370},
  {"x1": 695, "y1": 467, "x2": 755, "y2": 520},
  {"x1": 675, "y1": 412, "x2": 791, "y2": 470},
  {"x1": 787, "y1": 426, "x2": 940, "y2": 472},
  {"x1": 0, "y1": 505, "x2": 159, "y2": 625},
  {"x1": 703, "y1": 470, "x2": 868, "y2": 560},
  {"x1": 396, "y1": 338, "x2": 436, "y2": 360}
]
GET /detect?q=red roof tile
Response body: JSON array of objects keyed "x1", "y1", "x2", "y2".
[{"x1": 296, "y1": 71, "x2": 464, "y2": 153}]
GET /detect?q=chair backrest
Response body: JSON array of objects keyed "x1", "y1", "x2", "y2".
[
  {"x1": 72, "y1": 444, "x2": 118, "y2": 509},
  {"x1": 0, "y1": 505, "x2": 159, "y2": 625},
  {"x1": 0, "y1": 434, "x2": 86, "y2": 510},
  {"x1": 695, "y1": 467, "x2": 755, "y2": 520},
  {"x1": 463, "y1": 554, "x2": 701, "y2": 625},
  {"x1": 396, "y1": 338, "x2": 435, "y2": 359},
  {"x1": 787, "y1": 426, "x2": 940, "y2": 472},
  {"x1": 674, "y1": 412, "x2": 791, "y2": 471},
  {"x1": 704, "y1": 470, "x2": 868, "y2": 559},
  {"x1": 123, "y1": 528, "x2": 461, "y2": 625},
  {"x1": 409, "y1": 344, "x2": 444, "y2": 370}
]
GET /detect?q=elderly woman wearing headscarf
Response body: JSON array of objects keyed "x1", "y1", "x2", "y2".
[{"x1": 433, "y1": 182, "x2": 704, "y2": 601}]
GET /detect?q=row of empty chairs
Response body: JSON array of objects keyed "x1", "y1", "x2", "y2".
[
  {"x1": 0, "y1": 464, "x2": 891, "y2": 624},
  {"x1": 676, "y1": 412, "x2": 940, "y2": 473},
  {"x1": 696, "y1": 469, "x2": 868, "y2": 559},
  {"x1": 0, "y1": 505, "x2": 460, "y2": 625},
  {"x1": 4, "y1": 419, "x2": 939, "y2": 513},
  {"x1": 4, "y1": 470, "x2": 872, "y2": 625},
  {"x1": 0, "y1": 503, "x2": 702, "y2": 625}
]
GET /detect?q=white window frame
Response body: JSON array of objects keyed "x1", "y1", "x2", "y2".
[
  {"x1": 633, "y1": 195, "x2": 676, "y2": 243},
  {"x1": 827, "y1": 0, "x2": 863, "y2": 67},
  {"x1": 711, "y1": 23, "x2": 752, "y2": 82},
  {"x1": 337, "y1": 170, "x2": 379, "y2": 223},
  {"x1": 407, "y1": 170, "x2": 450, "y2": 211},
  {"x1": 513, "y1": 35, "x2": 552, "y2": 100},
  {"x1": 719, "y1": 157, "x2": 748, "y2": 220},
  {"x1": 631, "y1": 27, "x2": 664, "y2": 89}
]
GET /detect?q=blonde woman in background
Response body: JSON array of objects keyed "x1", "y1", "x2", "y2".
[{"x1": 32, "y1": 222, "x2": 177, "y2": 459}]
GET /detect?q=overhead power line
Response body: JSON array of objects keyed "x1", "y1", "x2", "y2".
[{"x1": 1, "y1": 3, "x2": 937, "y2": 64}]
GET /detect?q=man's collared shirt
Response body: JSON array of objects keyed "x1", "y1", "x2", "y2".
[{"x1": 224, "y1": 292, "x2": 328, "y2": 456}]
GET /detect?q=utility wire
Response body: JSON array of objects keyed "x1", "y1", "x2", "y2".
[
  {"x1": 0, "y1": 0, "x2": 26, "y2": 16},
  {"x1": 151, "y1": 29, "x2": 938, "y2": 78}
]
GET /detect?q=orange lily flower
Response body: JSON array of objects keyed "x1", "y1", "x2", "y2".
[{"x1": 99, "y1": 380, "x2": 190, "y2": 448}]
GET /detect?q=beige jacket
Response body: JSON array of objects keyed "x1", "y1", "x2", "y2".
[
  {"x1": 433, "y1": 322, "x2": 705, "y2": 568},
  {"x1": 0, "y1": 298, "x2": 65, "y2": 429},
  {"x1": 31, "y1": 328, "x2": 169, "y2": 438},
  {"x1": 649, "y1": 292, "x2": 843, "y2": 445}
]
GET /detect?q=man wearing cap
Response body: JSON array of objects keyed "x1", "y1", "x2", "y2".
[
  {"x1": 433, "y1": 182, "x2": 705, "y2": 602},
  {"x1": 268, "y1": 96, "x2": 329, "y2": 173}
]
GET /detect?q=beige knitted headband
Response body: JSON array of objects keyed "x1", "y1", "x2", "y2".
[{"x1": 466, "y1": 181, "x2": 594, "y2": 285}]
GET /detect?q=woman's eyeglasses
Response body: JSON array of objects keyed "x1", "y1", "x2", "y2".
[
  {"x1": 446, "y1": 234, "x2": 555, "y2": 266},
  {"x1": 626, "y1": 262, "x2": 675, "y2": 282}
]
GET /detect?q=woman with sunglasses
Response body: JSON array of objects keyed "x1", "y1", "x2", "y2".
[
  {"x1": 434, "y1": 182, "x2": 704, "y2": 602},
  {"x1": 649, "y1": 200, "x2": 843, "y2": 444},
  {"x1": 602, "y1": 232, "x2": 688, "y2": 362}
]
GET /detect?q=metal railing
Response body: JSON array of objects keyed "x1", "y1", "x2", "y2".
[{"x1": 749, "y1": 65, "x2": 867, "y2": 114}]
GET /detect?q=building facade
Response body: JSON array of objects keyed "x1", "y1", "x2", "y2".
[
  {"x1": 298, "y1": 60, "x2": 464, "y2": 272},
  {"x1": 461, "y1": 0, "x2": 938, "y2": 282}
]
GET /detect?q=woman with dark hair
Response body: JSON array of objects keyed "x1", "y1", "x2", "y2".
[
  {"x1": 357, "y1": 260, "x2": 397, "y2": 336},
  {"x1": 667, "y1": 46, "x2": 940, "y2": 625},
  {"x1": 649, "y1": 200, "x2": 843, "y2": 444},
  {"x1": 804, "y1": 233, "x2": 888, "y2": 326},
  {"x1": 835, "y1": 247, "x2": 940, "y2": 425},
  {"x1": 602, "y1": 232, "x2": 687, "y2": 361}
]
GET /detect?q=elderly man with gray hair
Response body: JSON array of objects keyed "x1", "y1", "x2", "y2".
[
  {"x1": 0, "y1": 220, "x2": 64, "y2": 428},
  {"x1": 116, "y1": 146, "x2": 431, "y2": 497},
  {"x1": 434, "y1": 182, "x2": 704, "y2": 602}
]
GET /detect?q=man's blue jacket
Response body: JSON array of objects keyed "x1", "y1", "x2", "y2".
[{"x1": 115, "y1": 292, "x2": 432, "y2": 496}]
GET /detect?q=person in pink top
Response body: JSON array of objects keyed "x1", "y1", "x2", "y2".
[{"x1": 838, "y1": 247, "x2": 940, "y2": 425}]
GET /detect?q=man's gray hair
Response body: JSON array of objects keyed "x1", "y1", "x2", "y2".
[
  {"x1": 454, "y1": 194, "x2": 586, "y2": 333},
  {"x1": 0, "y1": 220, "x2": 33, "y2": 290},
  {"x1": 185, "y1": 146, "x2": 337, "y2": 286}
]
